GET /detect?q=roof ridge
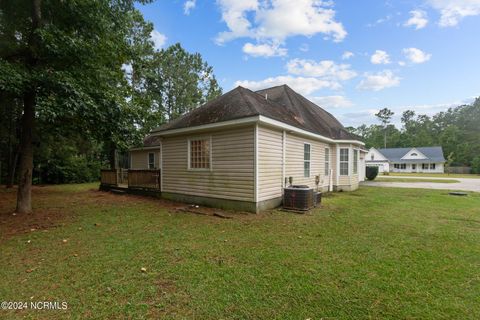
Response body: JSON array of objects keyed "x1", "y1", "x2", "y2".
[{"x1": 237, "y1": 86, "x2": 262, "y2": 115}]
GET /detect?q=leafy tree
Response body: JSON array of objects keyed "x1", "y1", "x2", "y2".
[
  {"x1": 147, "y1": 43, "x2": 222, "y2": 124},
  {"x1": 375, "y1": 108, "x2": 394, "y2": 148},
  {"x1": 0, "y1": 0, "x2": 152, "y2": 213}
]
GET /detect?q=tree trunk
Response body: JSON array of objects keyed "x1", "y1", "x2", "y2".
[
  {"x1": 16, "y1": 91, "x2": 35, "y2": 213},
  {"x1": 15, "y1": 0, "x2": 41, "y2": 213},
  {"x1": 384, "y1": 127, "x2": 387, "y2": 148}
]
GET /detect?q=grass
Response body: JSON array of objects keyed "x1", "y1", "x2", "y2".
[
  {"x1": 1, "y1": 184, "x2": 480, "y2": 319},
  {"x1": 387, "y1": 172, "x2": 480, "y2": 179},
  {"x1": 376, "y1": 177, "x2": 460, "y2": 183}
]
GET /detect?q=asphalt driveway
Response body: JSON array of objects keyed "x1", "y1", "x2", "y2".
[{"x1": 362, "y1": 175, "x2": 480, "y2": 192}]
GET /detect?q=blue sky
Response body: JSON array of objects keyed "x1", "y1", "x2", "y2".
[{"x1": 138, "y1": 0, "x2": 480, "y2": 127}]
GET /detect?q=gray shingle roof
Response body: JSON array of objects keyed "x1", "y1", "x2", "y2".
[
  {"x1": 152, "y1": 85, "x2": 359, "y2": 141},
  {"x1": 377, "y1": 147, "x2": 445, "y2": 163}
]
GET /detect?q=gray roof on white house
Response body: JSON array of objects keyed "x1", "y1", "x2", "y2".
[{"x1": 377, "y1": 147, "x2": 446, "y2": 163}]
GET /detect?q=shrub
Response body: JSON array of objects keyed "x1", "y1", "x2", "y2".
[
  {"x1": 366, "y1": 166, "x2": 379, "y2": 181},
  {"x1": 472, "y1": 156, "x2": 480, "y2": 174}
]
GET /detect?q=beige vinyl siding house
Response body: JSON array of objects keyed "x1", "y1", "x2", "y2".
[
  {"x1": 161, "y1": 126, "x2": 255, "y2": 206},
  {"x1": 130, "y1": 149, "x2": 160, "y2": 169},
  {"x1": 129, "y1": 85, "x2": 366, "y2": 212}
]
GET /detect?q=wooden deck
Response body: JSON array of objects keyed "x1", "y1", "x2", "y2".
[{"x1": 100, "y1": 169, "x2": 161, "y2": 197}]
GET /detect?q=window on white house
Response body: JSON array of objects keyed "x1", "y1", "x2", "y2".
[
  {"x1": 394, "y1": 163, "x2": 406, "y2": 170},
  {"x1": 353, "y1": 149, "x2": 358, "y2": 174},
  {"x1": 304, "y1": 143, "x2": 311, "y2": 177},
  {"x1": 189, "y1": 139, "x2": 210, "y2": 169},
  {"x1": 371, "y1": 154, "x2": 374, "y2": 160},
  {"x1": 148, "y1": 152, "x2": 155, "y2": 169},
  {"x1": 411, "y1": 153, "x2": 418, "y2": 156},
  {"x1": 430, "y1": 163, "x2": 436, "y2": 170},
  {"x1": 422, "y1": 163, "x2": 428, "y2": 170},
  {"x1": 340, "y1": 148, "x2": 349, "y2": 176},
  {"x1": 324, "y1": 148, "x2": 330, "y2": 176}
]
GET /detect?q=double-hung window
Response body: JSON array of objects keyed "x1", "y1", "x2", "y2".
[
  {"x1": 430, "y1": 163, "x2": 436, "y2": 170},
  {"x1": 339, "y1": 148, "x2": 349, "y2": 176},
  {"x1": 189, "y1": 138, "x2": 211, "y2": 170},
  {"x1": 304, "y1": 143, "x2": 311, "y2": 177},
  {"x1": 148, "y1": 152, "x2": 155, "y2": 169},
  {"x1": 353, "y1": 149, "x2": 358, "y2": 174},
  {"x1": 324, "y1": 148, "x2": 330, "y2": 176}
]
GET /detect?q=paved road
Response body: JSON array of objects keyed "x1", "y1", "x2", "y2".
[{"x1": 362, "y1": 176, "x2": 480, "y2": 192}]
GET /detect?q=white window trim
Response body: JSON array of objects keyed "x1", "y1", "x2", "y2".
[
  {"x1": 339, "y1": 147, "x2": 349, "y2": 176},
  {"x1": 304, "y1": 143, "x2": 311, "y2": 178},
  {"x1": 353, "y1": 148, "x2": 359, "y2": 175},
  {"x1": 325, "y1": 147, "x2": 330, "y2": 176},
  {"x1": 148, "y1": 152, "x2": 155, "y2": 169},
  {"x1": 187, "y1": 136, "x2": 213, "y2": 171}
]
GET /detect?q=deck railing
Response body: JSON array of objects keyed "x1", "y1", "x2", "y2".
[
  {"x1": 100, "y1": 169, "x2": 118, "y2": 186},
  {"x1": 128, "y1": 169, "x2": 161, "y2": 190}
]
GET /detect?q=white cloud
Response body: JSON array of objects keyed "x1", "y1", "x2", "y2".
[
  {"x1": 184, "y1": 0, "x2": 196, "y2": 15},
  {"x1": 341, "y1": 51, "x2": 354, "y2": 60},
  {"x1": 299, "y1": 43, "x2": 310, "y2": 52},
  {"x1": 403, "y1": 47, "x2": 432, "y2": 63},
  {"x1": 426, "y1": 0, "x2": 480, "y2": 27},
  {"x1": 357, "y1": 70, "x2": 400, "y2": 91},
  {"x1": 235, "y1": 76, "x2": 340, "y2": 95},
  {"x1": 215, "y1": 0, "x2": 347, "y2": 45},
  {"x1": 404, "y1": 10, "x2": 429, "y2": 29},
  {"x1": 311, "y1": 95, "x2": 353, "y2": 108},
  {"x1": 150, "y1": 30, "x2": 167, "y2": 50},
  {"x1": 242, "y1": 42, "x2": 287, "y2": 57},
  {"x1": 370, "y1": 50, "x2": 391, "y2": 65},
  {"x1": 286, "y1": 58, "x2": 357, "y2": 81},
  {"x1": 398, "y1": 61, "x2": 406, "y2": 66}
]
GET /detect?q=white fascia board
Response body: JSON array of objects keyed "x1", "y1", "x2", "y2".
[
  {"x1": 129, "y1": 146, "x2": 161, "y2": 151},
  {"x1": 149, "y1": 114, "x2": 364, "y2": 146},
  {"x1": 150, "y1": 116, "x2": 260, "y2": 136},
  {"x1": 258, "y1": 116, "x2": 365, "y2": 146}
]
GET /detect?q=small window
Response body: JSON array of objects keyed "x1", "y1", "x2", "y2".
[
  {"x1": 340, "y1": 148, "x2": 349, "y2": 176},
  {"x1": 324, "y1": 148, "x2": 330, "y2": 176},
  {"x1": 411, "y1": 153, "x2": 418, "y2": 156},
  {"x1": 371, "y1": 154, "x2": 374, "y2": 161},
  {"x1": 422, "y1": 163, "x2": 428, "y2": 169},
  {"x1": 304, "y1": 143, "x2": 311, "y2": 178},
  {"x1": 189, "y1": 139, "x2": 211, "y2": 169},
  {"x1": 430, "y1": 163, "x2": 436, "y2": 170},
  {"x1": 353, "y1": 149, "x2": 358, "y2": 174},
  {"x1": 394, "y1": 163, "x2": 400, "y2": 169},
  {"x1": 401, "y1": 164, "x2": 406, "y2": 170},
  {"x1": 148, "y1": 152, "x2": 155, "y2": 169}
]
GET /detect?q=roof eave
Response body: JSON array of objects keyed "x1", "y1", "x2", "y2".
[{"x1": 150, "y1": 114, "x2": 364, "y2": 145}]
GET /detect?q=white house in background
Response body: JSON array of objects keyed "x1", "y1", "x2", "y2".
[{"x1": 366, "y1": 147, "x2": 446, "y2": 173}]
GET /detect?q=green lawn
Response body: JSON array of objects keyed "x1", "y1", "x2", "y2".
[
  {"x1": 1, "y1": 184, "x2": 480, "y2": 319},
  {"x1": 376, "y1": 177, "x2": 460, "y2": 183},
  {"x1": 387, "y1": 172, "x2": 480, "y2": 179}
]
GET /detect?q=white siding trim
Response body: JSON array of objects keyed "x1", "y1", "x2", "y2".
[
  {"x1": 160, "y1": 142, "x2": 163, "y2": 190},
  {"x1": 282, "y1": 130, "x2": 286, "y2": 188},
  {"x1": 336, "y1": 145, "x2": 340, "y2": 185},
  {"x1": 254, "y1": 124, "x2": 259, "y2": 202}
]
